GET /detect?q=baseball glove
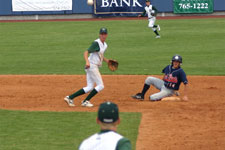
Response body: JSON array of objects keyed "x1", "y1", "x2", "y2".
[
  {"x1": 151, "y1": 10, "x2": 156, "y2": 16},
  {"x1": 108, "y1": 59, "x2": 119, "y2": 71}
]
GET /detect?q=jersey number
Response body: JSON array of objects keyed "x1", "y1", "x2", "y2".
[{"x1": 168, "y1": 83, "x2": 175, "y2": 88}]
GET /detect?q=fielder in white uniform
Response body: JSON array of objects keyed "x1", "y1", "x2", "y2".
[
  {"x1": 138, "y1": 0, "x2": 160, "y2": 38},
  {"x1": 64, "y1": 28, "x2": 110, "y2": 107},
  {"x1": 79, "y1": 101, "x2": 132, "y2": 150}
]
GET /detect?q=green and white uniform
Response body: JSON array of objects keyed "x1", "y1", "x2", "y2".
[
  {"x1": 79, "y1": 130, "x2": 131, "y2": 150},
  {"x1": 141, "y1": 4, "x2": 160, "y2": 37},
  {"x1": 141, "y1": 5, "x2": 158, "y2": 29},
  {"x1": 83, "y1": 38, "x2": 107, "y2": 93},
  {"x1": 65, "y1": 28, "x2": 108, "y2": 106}
]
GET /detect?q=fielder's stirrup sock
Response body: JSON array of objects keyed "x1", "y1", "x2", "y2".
[
  {"x1": 85, "y1": 89, "x2": 98, "y2": 101},
  {"x1": 141, "y1": 84, "x2": 150, "y2": 97},
  {"x1": 154, "y1": 30, "x2": 159, "y2": 36},
  {"x1": 69, "y1": 88, "x2": 85, "y2": 99}
]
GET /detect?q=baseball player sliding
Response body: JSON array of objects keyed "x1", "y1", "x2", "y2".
[
  {"x1": 132, "y1": 55, "x2": 188, "y2": 101},
  {"x1": 138, "y1": 0, "x2": 161, "y2": 38},
  {"x1": 64, "y1": 28, "x2": 110, "y2": 107},
  {"x1": 79, "y1": 101, "x2": 131, "y2": 150}
]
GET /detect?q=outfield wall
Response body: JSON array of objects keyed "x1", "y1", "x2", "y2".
[{"x1": 0, "y1": 0, "x2": 224, "y2": 16}]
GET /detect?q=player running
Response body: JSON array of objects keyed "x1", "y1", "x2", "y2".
[
  {"x1": 138, "y1": 0, "x2": 161, "y2": 38},
  {"x1": 64, "y1": 28, "x2": 110, "y2": 107},
  {"x1": 132, "y1": 55, "x2": 188, "y2": 101},
  {"x1": 79, "y1": 101, "x2": 132, "y2": 150}
]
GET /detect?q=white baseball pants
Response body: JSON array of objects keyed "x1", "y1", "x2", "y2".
[
  {"x1": 148, "y1": 17, "x2": 156, "y2": 31},
  {"x1": 145, "y1": 76, "x2": 174, "y2": 101},
  {"x1": 83, "y1": 64, "x2": 104, "y2": 93}
]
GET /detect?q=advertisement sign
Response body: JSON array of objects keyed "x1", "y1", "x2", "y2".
[
  {"x1": 12, "y1": 0, "x2": 72, "y2": 11},
  {"x1": 95, "y1": 0, "x2": 145, "y2": 15},
  {"x1": 173, "y1": 0, "x2": 213, "y2": 13}
]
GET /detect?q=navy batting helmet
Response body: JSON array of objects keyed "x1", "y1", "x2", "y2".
[{"x1": 172, "y1": 55, "x2": 182, "y2": 63}]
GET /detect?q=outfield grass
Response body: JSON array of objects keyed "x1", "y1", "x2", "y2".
[
  {"x1": 0, "y1": 109, "x2": 141, "y2": 150},
  {"x1": 0, "y1": 18, "x2": 224, "y2": 75}
]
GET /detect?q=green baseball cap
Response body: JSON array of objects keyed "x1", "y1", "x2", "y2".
[
  {"x1": 99, "y1": 27, "x2": 108, "y2": 34},
  {"x1": 98, "y1": 101, "x2": 119, "y2": 124},
  {"x1": 146, "y1": 0, "x2": 150, "y2": 2}
]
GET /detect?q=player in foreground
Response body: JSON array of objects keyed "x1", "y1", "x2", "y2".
[
  {"x1": 138, "y1": 0, "x2": 160, "y2": 38},
  {"x1": 79, "y1": 101, "x2": 132, "y2": 150},
  {"x1": 132, "y1": 55, "x2": 188, "y2": 101},
  {"x1": 64, "y1": 28, "x2": 110, "y2": 107}
]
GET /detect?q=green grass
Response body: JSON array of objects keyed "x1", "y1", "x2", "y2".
[
  {"x1": 0, "y1": 109, "x2": 141, "y2": 150},
  {"x1": 0, "y1": 18, "x2": 224, "y2": 75}
]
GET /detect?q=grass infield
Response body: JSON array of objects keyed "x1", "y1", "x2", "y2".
[
  {"x1": 0, "y1": 109, "x2": 141, "y2": 150},
  {"x1": 0, "y1": 18, "x2": 224, "y2": 75}
]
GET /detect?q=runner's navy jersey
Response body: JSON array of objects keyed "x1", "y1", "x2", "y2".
[{"x1": 162, "y1": 65, "x2": 188, "y2": 90}]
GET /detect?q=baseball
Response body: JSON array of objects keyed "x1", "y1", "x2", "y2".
[{"x1": 87, "y1": 0, "x2": 94, "y2": 5}]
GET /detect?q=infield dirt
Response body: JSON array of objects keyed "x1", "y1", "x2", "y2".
[{"x1": 0, "y1": 75, "x2": 225, "y2": 150}]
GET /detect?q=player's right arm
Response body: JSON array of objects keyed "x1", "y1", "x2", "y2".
[
  {"x1": 138, "y1": 9, "x2": 146, "y2": 17},
  {"x1": 84, "y1": 41, "x2": 100, "y2": 69},
  {"x1": 84, "y1": 51, "x2": 90, "y2": 69},
  {"x1": 162, "y1": 65, "x2": 170, "y2": 80}
]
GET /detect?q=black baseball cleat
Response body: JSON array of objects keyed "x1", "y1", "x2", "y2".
[
  {"x1": 149, "y1": 99, "x2": 161, "y2": 102},
  {"x1": 131, "y1": 93, "x2": 144, "y2": 101}
]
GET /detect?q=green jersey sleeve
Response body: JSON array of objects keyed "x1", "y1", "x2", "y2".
[
  {"x1": 141, "y1": 10, "x2": 146, "y2": 17},
  {"x1": 116, "y1": 138, "x2": 132, "y2": 150},
  {"x1": 152, "y1": 6, "x2": 158, "y2": 13},
  {"x1": 88, "y1": 41, "x2": 100, "y2": 53}
]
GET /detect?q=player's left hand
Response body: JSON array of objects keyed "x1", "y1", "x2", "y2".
[
  {"x1": 151, "y1": 10, "x2": 156, "y2": 16},
  {"x1": 174, "y1": 91, "x2": 180, "y2": 96},
  {"x1": 182, "y1": 96, "x2": 188, "y2": 101}
]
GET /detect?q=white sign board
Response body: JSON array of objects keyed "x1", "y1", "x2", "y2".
[{"x1": 12, "y1": 0, "x2": 72, "y2": 11}]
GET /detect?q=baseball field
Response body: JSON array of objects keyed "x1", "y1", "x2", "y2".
[{"x1": 0, "y1": 16, "x2": 225, "y2": 150}]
